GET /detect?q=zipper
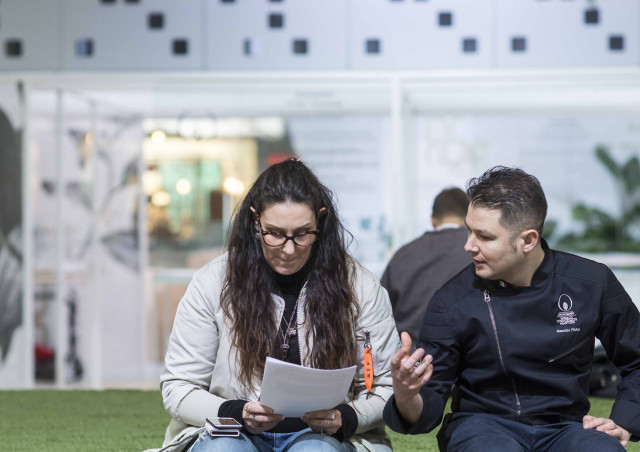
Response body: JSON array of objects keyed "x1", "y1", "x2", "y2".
[
  {"x1": 547, "y1": 336, "x2": 590, "y2": 364},
  {"x1": 484, "y1": 289, "x2": 522, "y2": 416}
]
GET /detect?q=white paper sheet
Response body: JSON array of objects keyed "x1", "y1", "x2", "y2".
[{"x1": 259, "y1": 357, "x2": 357, "y2": 417}]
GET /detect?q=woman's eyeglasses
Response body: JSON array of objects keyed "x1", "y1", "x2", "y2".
[{"x1": 256, "y1": 216, "x2": 319, "y2": 248}]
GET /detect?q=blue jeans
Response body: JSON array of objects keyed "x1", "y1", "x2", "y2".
[
  {"x1": 446, "y1": 414, "x2": 625, "y2": 452},
  {"x1": 187, "y1": 428, "x2": 357, "y2": 452}
]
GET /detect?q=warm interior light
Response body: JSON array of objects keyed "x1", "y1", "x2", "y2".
[
  {"x1": 223, "y1": 177, "x2": 245, "y2": 196},
  {"x1": 151, "y1": 129, "x2": 166, "y2": 144},
  {"x1": 143, "y1": 170, "x2": 162, "y2": 195},
  {"x1": 151, "y1": 190, "x2": 171, "y2": 207},
  {"x1": 176, "y1": 178, "x2": 192, "y2": 195}
]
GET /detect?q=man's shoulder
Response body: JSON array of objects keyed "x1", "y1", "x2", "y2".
[
  {"x1": 550, "y1": 248, "x2": 609, "y2": 283},
  {"x1": 430, "y1": 263, "x2": 477, "y2": 307}
]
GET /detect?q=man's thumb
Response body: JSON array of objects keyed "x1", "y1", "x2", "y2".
[{"x1": 400, "y1": 331, "x2": 413, "y2": 353}]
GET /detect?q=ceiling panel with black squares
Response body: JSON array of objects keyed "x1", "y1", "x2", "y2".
[{"x1": 0, "y1": 0, "x2": 636, "y2": 71}]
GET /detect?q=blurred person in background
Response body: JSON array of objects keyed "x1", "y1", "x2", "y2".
[
  {"x1": 381, "y1": 188, "x2": 470, "y2": 344},
  {"x1": 152, "y1": 159, "x2": 399, "y2": 452}
]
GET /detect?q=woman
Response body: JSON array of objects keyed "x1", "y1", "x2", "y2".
[{"x1": 156, "y1": 159, "x2": 398, "y2": 452}]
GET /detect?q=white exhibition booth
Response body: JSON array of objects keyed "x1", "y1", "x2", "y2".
[{"x1": 0, "y1": 68, "x2": 638, "y2": 390}]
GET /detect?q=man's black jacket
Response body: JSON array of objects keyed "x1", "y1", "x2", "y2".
[{"x1": 384, "y1": 243, "x2": 640, "y2": 440}]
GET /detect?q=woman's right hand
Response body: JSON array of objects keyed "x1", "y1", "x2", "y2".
[{"x1": 242, "y1": 401, "x2": 284, "y2": 434}]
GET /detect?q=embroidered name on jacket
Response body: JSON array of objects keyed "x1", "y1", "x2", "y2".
[{"x1": 557, "y1": 294, "x2": 578, "y2": 326}]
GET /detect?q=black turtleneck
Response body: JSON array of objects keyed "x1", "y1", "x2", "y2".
[{"x1": 270, "y1": 258, "x2": 312, "y2": 366}]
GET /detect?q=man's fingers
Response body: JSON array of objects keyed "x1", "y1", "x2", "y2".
[
  {"x1": 400, "y1": 349, "x2": 426, "y2": 370},
  {"x1": 583, "y1": 416, "x2": 609, "y2": 429},
  {"x1": 400, "y1": 332, "x2": 413, "y2": 354},
  {"x1": 390, "y1": 347, "x2": 409, "y2": 371},
  {"x1": 420, "y1": 363, "x2": 434, "y2": 384},
  {"x1": 405, "y1": 363, "x2": 433, "y2": 389}
]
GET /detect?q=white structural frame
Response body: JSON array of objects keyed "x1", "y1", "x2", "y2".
[
  {"x1": 54, "y1": 89, "x2": 67, "y2": 388},
  {"x1": 10, "y1": 67, "x2": 640, "y2": 388}
]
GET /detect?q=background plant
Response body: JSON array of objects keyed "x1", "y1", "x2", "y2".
[{"x1": 549, "y1": 145, "x2": 640, "y2": 253}]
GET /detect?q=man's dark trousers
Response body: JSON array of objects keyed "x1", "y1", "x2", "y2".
[{"x1": 445, "y1": 413, "x2": 624, "y2": 452}]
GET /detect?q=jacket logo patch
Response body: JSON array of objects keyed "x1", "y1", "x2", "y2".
[{"x1": 557, "y1": 294, "x2": 578, "y2": 326}]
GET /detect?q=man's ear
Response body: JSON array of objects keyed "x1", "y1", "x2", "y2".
[
  {"x1": 521, "y1": 229, "x2": 540, "y2": 253},
  {"x1": 318, "y1": 207, "x2": 327, "y2": 217}
]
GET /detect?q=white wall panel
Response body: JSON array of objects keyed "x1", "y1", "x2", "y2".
[
  {"x1": 62, "y1": 0, "x2": 203, "y2": 70},
  {"x1": 349, "y1": 0, "x2": 493, "y2": 70},
  {"x1": 206, "y1": 0, "x2": 347, "y2": 70},
  {"x1": 496, "y1": 0, "x2": 639, "y2": 68},
  {"x1": 0, "y1": 0, "x2": 60, "y2": 71}
]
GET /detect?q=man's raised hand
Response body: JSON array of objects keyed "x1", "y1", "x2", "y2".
[{"x1": 390, "y1": 332, "x2": 434, "y2": 424}]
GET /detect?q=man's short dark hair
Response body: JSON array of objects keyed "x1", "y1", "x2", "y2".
[
  {"x1": 432, "y1": 187, "x2": 469, "y2": 220},
  {"x1": 466, "y1": 166, "x2": 548, "y2": 237}
]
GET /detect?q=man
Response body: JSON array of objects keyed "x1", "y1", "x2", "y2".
[
  {"x1": 383, "y1": 166, "x2": 640, "y2": 451},
  {"x1": 381, "y1": 188, "x2": 470, "y2": 343}
]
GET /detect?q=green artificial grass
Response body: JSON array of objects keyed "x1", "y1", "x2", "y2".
[{"x1": 0, "y1": 390, "x2": 637, "y2": 451}]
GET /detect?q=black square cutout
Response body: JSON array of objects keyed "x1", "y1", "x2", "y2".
[
  {"x1": 511, "y1": 36, "x2": 526, "y2": 52},
  {"x1": 243, "y1": 38, "x2": 261, "y2": 56},
  {"x1": 609, "y1": 35, "x2": 624, "y2": 51},
  {"x1": 125, "y1": 0, "x2": 140, "y2": 3},
  {"x1": 173, "y1": 39, "x2": 188, "y2": 55},
  {"x1": 5, "y1": 39, "x2": 22, "y2": 57},
  {"x1": 292, "y1": 39, "x2": 308, "y2": 55},
  {"x1": 462, "y1": 38, "x2": 476, "y2": 53},
  {"x1": 148, "y1": 12, "x2": 164, "y2": 29},
  {"x1": 75, "y1": 39, "x2": 94, "y2": 57},
  {"x1": 269, "y1": 13, "x2": 284, "y2": 29},
  {"x1": 585, "y1": 8, "x2": 599, "y2": 24},
  {"x1": 269, "y1": 0, "x2": 284, "y2": 2},
  {"x1": 439, "y1": 12, "x2": 453, "y2": 27},
  {"x1": 220, "y1": 0, "x2": 235, "y2": 3},
  {"x1": 100, "y1": 0, "x2": 116, "y2": 4},
  {"x1": 366, "y1": 39, "x2": 380, "y2": 54}
]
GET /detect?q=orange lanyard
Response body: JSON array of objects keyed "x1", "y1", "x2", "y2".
[{"x1": 364, "y1": 330, "x2": 373, "y2": 392}]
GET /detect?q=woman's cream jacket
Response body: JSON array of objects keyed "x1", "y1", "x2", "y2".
[{"x1": 154, "y1": 253, "x2": 400, "y2": 452}]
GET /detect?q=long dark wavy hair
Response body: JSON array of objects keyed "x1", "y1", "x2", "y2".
[{"x1": 221, "y1": 159, "x2": 359, "y2": 391}]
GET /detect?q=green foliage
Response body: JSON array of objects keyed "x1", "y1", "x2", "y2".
[
  {"x1": 554, "y1": 146, "x2": 640, "y2": 252},
  {"x1": 0, "y1": 391, "x2": 638, "y2": 451}
]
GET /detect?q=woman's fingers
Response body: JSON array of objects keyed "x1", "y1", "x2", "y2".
[
  {"x1": 242, "y1": 402, "x2": 284, "y2": 433},
  {"x1": 301, "y1": 409, "x2": 342, "y2": 436}
]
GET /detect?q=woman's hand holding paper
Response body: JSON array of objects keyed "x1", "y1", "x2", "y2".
[
  {"x1": 242, "y1": 402, "x2": 284, "y2": 434},
  {"x1": 302, "y1": 409, "x2": 342, "y2": 436}
]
